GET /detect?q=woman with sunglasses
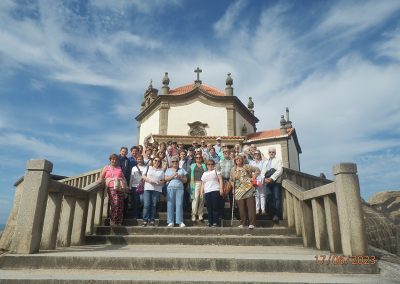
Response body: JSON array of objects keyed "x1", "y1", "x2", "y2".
[
  {"x1": 141, "y1": 157, "x2": 165, "y2": 226},
  {"x1": 190, "y1": 154, "x2": 207, "y2": 222},
  {"x1": 201, "y1": 159, "x2": 223, "y2": 227},
  {"x1": 230, "y1": 155, "x2": 260, "y2": 229},
  {"x1": 99, "y1": 153, "x2": 128, "y2": 226},
  {"x1": 165, "y1": 157, "x2": 188, "y2": 227}
]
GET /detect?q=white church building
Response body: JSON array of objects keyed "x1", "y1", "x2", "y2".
[{"x1": 135, "y1": 68, "x2": 302, "y2": 171}]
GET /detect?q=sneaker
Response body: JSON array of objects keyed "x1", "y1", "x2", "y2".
[
  {"x1": 167, "y1": 223, "x2": 174, "y2": 227},
  {"x1": 142, "y1": 222, "x2": 147, "y2": 227},
  {"x1": 256, "y1": 209, "x2": 260, "y2": 215},
  {"x1": 192, "y1": 216, "x2": 196, "y2": 222},
  {"x1": 273, "y1": 216, "x2": 279, "y2": 223},
  {"x1": 149, "y1": 221, "x2": 155, "y2": 226},
  {"x1": 198, "y1": 216, "x2": 204, "y2": 221},
  {"x1": 261, "y1": 210, "x2": 266, "y2": 215},
  {"x1": 212, "y1": 223, "x2": 217, "y2": 227},
  {"x1": 238, "y1": 225, "x2": 244, "y2": 228},
  {"x1": 180, "y1": 223, "x2": 186, "y2": 228},
  {"x1": 248, "y1": 225, "x2": 255, "y2": 230}
]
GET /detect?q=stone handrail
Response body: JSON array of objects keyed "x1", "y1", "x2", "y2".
[
  {"x1": 281, "y1": 163, "x2": 368, "y2": 256},
  {"x1": 8, "y1": 160, "x2": 107, "y2": 254},
  {"x1": 59, "y1": 168, "x2": 102, "y2": 188}
]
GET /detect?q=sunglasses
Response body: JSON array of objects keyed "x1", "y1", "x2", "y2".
[{"x1": 195, "y1": 156, "x2": 202, "y2": 159}]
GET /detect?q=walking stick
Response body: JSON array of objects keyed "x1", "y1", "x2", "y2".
[{"x1": 230, "y1": 182, "x2": 235, "y2": 227}]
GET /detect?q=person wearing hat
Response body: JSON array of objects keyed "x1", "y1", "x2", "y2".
[
  {"x1": 164, "y1": 156, "x2": 188, "y2": 227},
  {"x1": 214, "y1": 137, "x2": 222, "y2": 154}
]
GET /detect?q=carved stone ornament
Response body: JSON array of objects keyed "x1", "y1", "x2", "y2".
[{"x1": 188, "y1": 121, "x2": 208, "y2": 136}]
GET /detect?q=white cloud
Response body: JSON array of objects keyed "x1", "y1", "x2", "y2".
[
  {"x1": 317, "y1": 0, "x2": 400, "y2": 37},
  {"x1": 90, "y1": 0, "x2": 183, "y2": 14},
  {"x1": 213, "y1": 0, "x2": 247, "y2": 37},
  {"x1": 376, "y1": 28, "x2": 400, "y2": 61},
  {"x1": 0, "y1": 133, "x2": 98, "y2": 166}
]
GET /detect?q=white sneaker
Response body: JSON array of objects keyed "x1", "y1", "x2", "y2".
[
  {"x1": 249, "y1": 225, "x2": 255, "y2": 230},
  {"x1": 192, "y1": 216, "x2": 196, "y2": 221},
  {"x1": 238, "y1": 225, "x2": 244, "y2": 228},
  {"x1": 180, "y1": 223, "x2": 186, "y2": 228},
  {"x1": 199, "y1": 216, "x2": 204, "y2": 221},
  {"x1": 167, "y1": 223, "x2": 174, "y2": 227}
]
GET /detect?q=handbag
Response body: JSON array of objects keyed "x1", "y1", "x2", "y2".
[
  {"x1": 264, "y1": 168, "x2": 276, "y2": 179},
  {"x1": 222, "y1": 180, "x2": 233, "y2": 197},
  {"x1": 136, "y1": 166, "x2": 149, "y2": 194}
]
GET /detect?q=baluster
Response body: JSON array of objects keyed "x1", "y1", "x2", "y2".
[
  {"x1": 286, "y1": 192, "x2": 295, "y2": 228},
  {"x1": 86, "y1": 192, "x2": 97, "y2": 234},
  {"x1": 57, "y1": 196, "x2": 76, "y2": 247},
  {"x1": 41, "y1": 191, "x2": 63, "y2": 250},
  {"x1": 71, "y1": 197, "x2": 89, "y2": 245},
  {"x1": 312, "y1": 198, "x2": 328, "y2": 250},
  {"x1": 324, "y1": 195, "x2": 341, "y2": 253}
]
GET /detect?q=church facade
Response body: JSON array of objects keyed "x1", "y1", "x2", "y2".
[{"x1": 135, "y1": 68, "x2": 301, "y2": 170}]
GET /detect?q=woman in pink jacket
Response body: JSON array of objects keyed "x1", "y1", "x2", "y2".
[{"x1": 99, "y1": 153, "x2": 128, "y2": 226}]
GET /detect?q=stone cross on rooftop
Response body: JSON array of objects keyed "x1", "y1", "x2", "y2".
[{"x1": 194, "y1": 67, "x2": 202, "y2": 84}]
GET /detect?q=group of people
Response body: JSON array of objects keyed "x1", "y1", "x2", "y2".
[{"x1": 99, "y1": 137, "x2": 283, "y2": 229}]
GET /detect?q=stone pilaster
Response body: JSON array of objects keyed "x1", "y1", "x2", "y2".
[
  {"x1": 333, "y1": 163, "x2": 368, "y2": 255},
  {"x1": 226, "y1": 105, "x2": 236, "y2": 136},
  {"x1": 11, "y1": 159, "x2": 53, "y2": 254},
  {"x1": 159, "y1": 102, "x2": 170, "y2": 135}
]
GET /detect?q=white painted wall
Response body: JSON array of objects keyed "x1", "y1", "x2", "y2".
[
  {"x1": 139, "y1": 110, "x2": 160, "y2": 144},
  {"x1": 167, "y1": 101, "x2": 228, "y2": 136},
  {"x1": 235, "y1": 111, "x2": 254, "y2": 136},
  {"x1": 288, "y1": 138, "x2": 300, "y2": 171}
]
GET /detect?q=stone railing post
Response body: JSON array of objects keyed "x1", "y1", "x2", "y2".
[
  {"x1": 333, "y1": 163, "x2": 367, "y2": 255},
  {"x1": 11, "y1": 159, "x2": 53, "y2": 254}
]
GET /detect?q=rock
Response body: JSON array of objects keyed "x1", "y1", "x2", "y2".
[{"x1": 368, "y1": 191, "x2": 400, "y2": 225}]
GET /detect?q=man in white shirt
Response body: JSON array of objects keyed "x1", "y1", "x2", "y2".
[{"x1": 261, "y1": 146, "x2": 283, "y2": 223}]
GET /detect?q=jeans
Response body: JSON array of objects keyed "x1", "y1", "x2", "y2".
[
  {"x1": 130, "y1": 187, "x2": 143, "y2": 219},
  {"x1": 266, "y1": 182, "x2": 282, "y2": 218},
  {"x1": 143, "y1": 190, "x2": 160, "y2": 222},
  {"x1": 167, "y1": 187, "x2": 184, "y2": 224},
  {"x1": 204, "y1": 190, "x2": 222, "y2": 226}
]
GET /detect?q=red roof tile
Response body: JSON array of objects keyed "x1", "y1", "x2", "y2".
[
  {"x1": 168, "y1": 83, "x2": 225, "y2": 96},
  {"x1": 246, "y1": 128, "x2": 294, "y2": 141}
]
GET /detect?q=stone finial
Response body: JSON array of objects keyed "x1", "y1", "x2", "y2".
[
  {"x1": 280, "y1": 115, "x2": 287, "y2": 135},
  {"x1": 161, "y1": 72, "x2": 170, "y2": 95},
  {"x1": 194, "y1": 67, "x2": 202, "y2": 85},
  {"x1": 225, "y1": 72, "x2": 233, "y2": 96},
  {"x1": 280, "y1": 115, "x2": 286, "y2": 127},
  {"x1": 162, "y1": 72, "x2": 170, "y2": 86},
  {"x1": 247, "y1": 97, "x2": 254, "y2": 114},
  {"x1": 285, "y1": 107, "x2": 293, "y2": 128},
  {"x1": 226, "y1": 72, "x2": 233, "y2": 86},
  {"x1": 147, "y1": 79, "x2": 153, "y2": 90}
]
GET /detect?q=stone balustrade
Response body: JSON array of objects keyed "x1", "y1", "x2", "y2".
[
  {"x1": 4, "y1": 159, "x2": 368, "y2": 256},
  {"x1": 282, "y1": 163, "x2": 368, "y2": 256},
  {"x1": 10, "y1": 160, "x2": 105, "y2": 254}
]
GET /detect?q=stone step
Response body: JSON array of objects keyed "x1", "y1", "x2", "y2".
[
  {"x1": 0, "y1": 269, "x2": 394, "y2": 284},
  {"x1": 0, "y1": 245, "x2": 379, "y2": 275},
  {"x1": 122, "y1": 218, "x2": 288, "y2": 227},
  {"x1": 126, "y1": 210, "x2": 273, "y2": 220},
  {"x1": 94, "y1": 226, "x2": 295, "y2": 236},
  {"x1": 84, "y1": 234, "x2": 303, "y2": 246}
]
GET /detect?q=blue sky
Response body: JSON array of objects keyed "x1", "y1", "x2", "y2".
[{"x1": 0, "y1": 0, "x2": 399, "y2": 224}]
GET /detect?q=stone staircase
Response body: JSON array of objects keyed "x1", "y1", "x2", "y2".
[
  {"x1": 0, "y1": 210, "x2": 392, "y2": 283},
  {"x1": 1, "y1": 161, "x2": 399, "y2": 283}
]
